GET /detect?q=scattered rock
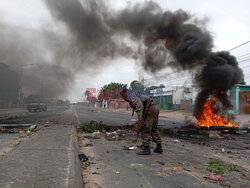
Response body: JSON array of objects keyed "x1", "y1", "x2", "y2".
[
  {"x1": 209, "y1": 131, "x2": 224, "y2": 139},
  {"x1": 130, "y1": 163, "x2": 143, "y2": 167},
  {"x1": 183, "y1": 168, "x2": 191, "y2": 172},
  {"x1": 84, "y1": 142, "x2": 93, "y2": 147},
  {"x1": 92, "y1": 132, "x2": 102, "y2": 139},
  {"x1": 171, "y1": 167, "x2": 180, "y2": 173},
  {"x1": 156, "y1": 161, "x2": 165, "y2": 165},
  {"x1": 92, "y1": 172, "x2": 104, "y2": 175},
  {"x1": 78, "y1": 153, "x2": 88, "y2": 162}
]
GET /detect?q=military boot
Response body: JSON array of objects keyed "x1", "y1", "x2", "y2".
[
  {"x1": 154, "y1": 143, "x2": 163, "y2": 154},
  {"x1": 136, "y1": 146, "x2": 151, "y2": 155}
]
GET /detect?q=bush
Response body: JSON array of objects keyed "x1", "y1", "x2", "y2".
[
  {"x1": 206, "y1": 160, "x2": 240, "y2": 174},
  {"x1": 80, "y1": 123, "x2": 105, "y2": 133}
]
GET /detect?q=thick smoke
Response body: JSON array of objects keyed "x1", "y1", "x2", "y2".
[
  {"x1": 44, "y1": 0, "x2": 243, "y2": 117},
  {"x1": 1, "y1": 0, "x2": 243, "y2": 114},
  {"x1": 0, "y1": 22, "x2": 74, "y2": 98}
]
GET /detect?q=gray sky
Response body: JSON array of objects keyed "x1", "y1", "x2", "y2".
[{"x1": 0, "y1": 0, "x2": 249, "y2": 102}]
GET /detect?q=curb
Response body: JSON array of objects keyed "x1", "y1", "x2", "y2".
[{"x1": 68, "y1": 125, "x2": 84, "y2": 188}]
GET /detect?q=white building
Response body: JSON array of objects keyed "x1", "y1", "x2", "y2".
[{"x1": 150, "y1": 86, "x2": 199, "y2": 110}]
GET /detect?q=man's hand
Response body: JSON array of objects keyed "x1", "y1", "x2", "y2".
[{"x1": 134, "y1": 120, "x2": 144, "y2": 132}]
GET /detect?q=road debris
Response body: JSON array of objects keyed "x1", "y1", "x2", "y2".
[
  {"x1": 92, "y1": 132, "x2": 102, "y2": 139},
  {"x1": 0, "y1": 124, "x2": 36, "y2": 134},
  {"x1": 78, "y1": 153, "x2": 88, "y2": 162},
  {"x1": 129, "y1": 146, "x2": 137, "y2": 150},
  {"x1": 171, "y1": 167, "x2": 180, "y2": 173},
  {"x1": 183, "y1": 168, "x2": 191, "y2": 172},
  {"x1": 130, "y1": 163, "x2": 143, "y2": 167},
  {"x1": 80, "y1": 121, "x2": 106, "y2": 133},
  {"x1": 156, "y1": 161, "x2": 165, "y2": 165},
  {"x1": 204, "y1": 174, "x2": 224, "y2": 181},
  {"x1": 123, "y1": 145, "x2": 137, "y2": 150},
  {"x1": 26, "y1": 128, "x2": 33, "y2": 134},
  {"x1": 209, "y1": 131, "x2": 224, "y2": 139},
  {"x1": 206, "y1": 160, "x2": 240, "y2": 174},
  {"x1": 172, "y1": 139, "x2": 180, "y2": 143},
  {"x1": 84, "y1": 142, "x2": 93, "y2": 147},
  {"x1": 92, "y1": 172, "x2": 104, "y2": 175},
  {"x1": 105, "y1": 129, "x2": 126, "y2": 141}
]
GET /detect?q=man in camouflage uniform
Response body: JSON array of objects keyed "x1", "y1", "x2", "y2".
[{"x1": 120, "y1": 89, "x2": 163, "y2": 155}]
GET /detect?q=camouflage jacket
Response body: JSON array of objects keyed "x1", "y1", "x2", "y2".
[{"x1": 127, "y1": 91, "x2": 151, "y2": 121}]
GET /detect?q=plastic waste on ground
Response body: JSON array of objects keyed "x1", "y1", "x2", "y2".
[
  {"x1": 204, "y1": 174, "x2": 224, "y2": 181},
  {"x1": 130, "y1": 163, "x2": 143, "y2": 167}
]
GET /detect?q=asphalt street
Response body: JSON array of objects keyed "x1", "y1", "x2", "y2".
[
  {"x1": 76, "y1": 105, "x2": 250, "y2": 188},
  {"x1": 75, "y1": 105, "x2": 183, "y2": 128},
  {"x1": 76, "y1": 105, "x2": 212, "y2": 188},
  {"x1": 0, "y1": 106, "x2": 83, "y2": 188}
]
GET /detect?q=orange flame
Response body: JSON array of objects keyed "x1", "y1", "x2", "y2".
[{"x1": 196, "y1": 97, "x2": 238, "y2": 128}]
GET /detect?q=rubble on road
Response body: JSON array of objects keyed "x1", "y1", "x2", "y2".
[
  {"x1": 130, "y1": 163, "x2": 143, "y2": 167},
  {"x1": 0, "y1": 124, "x2": 37, "y2": 134},
  {"x1": 105, "y1": 129, "x2": 126, "y2": 141},
  {"x1": 78, "y1": 153, "x2": 88, "y2": 162},
  {"x1": 204, "y1": 174, "x2": 224, "y2": 181}
]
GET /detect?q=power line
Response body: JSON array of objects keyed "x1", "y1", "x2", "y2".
[
  {"x1": 229, "y1": 41, "x2": 250, "y2": 51},
  {"x1": 238, "y1": 57, "x2": 250, "y2": 62},
  {"x1": 238, "y1": 61, "x2": 250, "y2": 65},
  {"x1": 240, "y1": 65, "x2": 250, "y2": 69},
  {"x1": 238, "y1": 58, "x2": 250, "y2": 63},
  {"x1": 237, "y1": 52, "x2": 250, "y2": 59}
]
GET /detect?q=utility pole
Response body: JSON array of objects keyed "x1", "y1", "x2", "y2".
[{"x1": 19, "y1": 64, "x2": 34, "y2": 106}]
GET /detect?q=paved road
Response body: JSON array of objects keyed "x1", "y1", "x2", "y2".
[
  {"x1": 76, "y1": 105, "x2": 183, "y2": 128},
  {"x1": 0, "y1": 106, "x2": 83, "y2": 188},
  {"x1": 76, "y1": 105, "x2": 214, "y2": 188},
  {"x1": 0, "y1": 106, "x2": 70, "y2": 124}
]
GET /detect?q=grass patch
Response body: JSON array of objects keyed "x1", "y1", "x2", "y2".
[
  {"x1": 80, "y1": 123, "x2": 106, "y2": 133},
  {"x1": 206, "y1": 160, "x2": 241, "y2": 174}
]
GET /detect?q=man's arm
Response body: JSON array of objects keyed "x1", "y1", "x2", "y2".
[{"x1": 131, "y1": 99, "x2": 144, "y2": 120}]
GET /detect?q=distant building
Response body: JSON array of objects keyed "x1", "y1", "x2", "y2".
[
  {"x1": 150, "y1": 86, "x2": 198, "y2": 110},
  {"x1": 230, "y1": 84, "x2": 250, "y2": 114},
  {"x1": 149, "y1": 84, "x2": 250, "y2": 114},
  {"x1": 110, "y1": 99, "x2": 129, "y2": 109}
]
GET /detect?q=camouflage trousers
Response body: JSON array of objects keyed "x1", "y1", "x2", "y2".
[{"x1": 141, "y1": 103, "x2": 161, "y2": 146}]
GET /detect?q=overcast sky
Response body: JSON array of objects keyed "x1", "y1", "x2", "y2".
[{"x1": 0, "y1": 0, "x2": 249, "y2": 102}]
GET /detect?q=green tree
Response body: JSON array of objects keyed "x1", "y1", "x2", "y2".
[
  {"x1": 130, "y1": 80, "x2": 144, "y2": 90},
  {"x1": 99, "y1": 82, "x2": 127, "y2": 100},
  {"x1": 239, "y1": 79, "x2": 246, "y2": 85}
]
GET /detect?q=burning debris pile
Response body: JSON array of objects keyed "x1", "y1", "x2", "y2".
[{"x1": 196, "y1": 95, "x2": 238, "y2": 128}]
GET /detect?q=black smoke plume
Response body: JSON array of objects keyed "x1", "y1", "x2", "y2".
[
  {"x1": 0, "y1": 22, "x2": 74, "y2": 99},
  {"x1": 44, "y1": 0, "x2": 243, "y2": 117},
  {"x1": 1, "y1": 0, "x2": 243, "y2": 114}
]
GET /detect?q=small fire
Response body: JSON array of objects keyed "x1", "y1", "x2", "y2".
[{"x1": 196, "y1": 97, "x2": 238, "y2": 128}]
